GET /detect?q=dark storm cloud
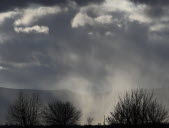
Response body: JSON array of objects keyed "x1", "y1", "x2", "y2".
[
  {"x1": 0, "y1": 0, "x2": 169, "y2": 92},
  {"x1": 0, "y1": 0, "x2": 103, "y2": 12},
  {"x1": 0, "y1": 10, "x2": 108, "y2": 89},
  {"x1": 0, "y1": 16, "x2": 166, "y2": 90},
  {"x1": 130, "y1": 0, "x2": 169, "y2": 6},
  {"x1": 130, "y1": 0, "x2": 169, "y2": 17}
]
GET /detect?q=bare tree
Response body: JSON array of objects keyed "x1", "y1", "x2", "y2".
[
  {"x1": 107, "y1": 89, "x2": 168, "y2": 126},
  {"x1": 148, "y1": 99, "x2": 168, "y2": 124},
  {"x1": 27, "y1": 93, "x2": 42, "y2": 126},
  {"x1": 86, "y1": 116, "x2": 94, "y2": 125},
  {"x1": 43, "y1": 101, "x2": 81, "y2": 125},
  {"x1": 7, "y1": 92, "x2": 42, "y2": 127}
]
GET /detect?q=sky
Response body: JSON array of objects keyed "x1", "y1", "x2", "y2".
[{"x1": 0, "y1": 0, "x2": 169, "y2": 94}]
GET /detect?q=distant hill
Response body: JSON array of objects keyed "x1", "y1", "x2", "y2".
[{"x1": 0, "y1": 87, "x2": 81, "y2": 124}]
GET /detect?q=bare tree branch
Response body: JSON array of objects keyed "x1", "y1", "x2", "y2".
[
  {"x1": 43, "y1": 101, "x2": 81, "y2": 125},
  {"x1": 7, "y1": 92, "x2": 42, "y2": 127},
  {"x1": 107, "y1": 88, "x2": 169, "y2": 126}
]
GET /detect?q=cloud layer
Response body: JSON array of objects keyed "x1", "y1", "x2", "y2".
[
  {"x1": 14, "y1": 25, "x2": 49, "y2": 34},
  {"x1": 0, "y1": 0, "x2": 168, "y2": 93}
]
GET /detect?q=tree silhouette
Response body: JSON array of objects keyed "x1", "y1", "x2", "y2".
[
  {"x1": 107, "y1": 89, "x2": 168, "y2": 126},
  {"x1": 7, "y1": 92, "x2": 42, "y2": 127},
  {"x1": 86, "y1": 116, "x2": 94, "y2": 125},
  {"x1": 148, "y1": 99, "x2": 168, "y2": 124},
  {"x1": 43, "y1": 101, "x2": 81, "y2": 125}
]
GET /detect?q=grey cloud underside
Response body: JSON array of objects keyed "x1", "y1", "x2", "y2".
[
  {"x1": 0, "y1": 0, "x2": 169, "y2": 92},
  {"x1": 0, "y1": 18, "x2": 169, "y2": 90},
  {"x1": 130, "y1": 0, "x2": 169, "y2": 5},
  {"x1": 0, "y1": 0, "x2": 103, "y2": 12},
  {"x1": 130, "y1": 0, "x2": 169, "y2": 17}
]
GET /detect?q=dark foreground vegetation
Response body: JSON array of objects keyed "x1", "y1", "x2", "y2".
[
  {"x1": 2, "y1": 88, "x2": 169, "y2": 128},
  {"x1": 1, "y1": 124, "x2": 169, "y2": 128}
]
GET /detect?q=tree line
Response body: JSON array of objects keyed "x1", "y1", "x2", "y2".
[{"x1": 5, "y1": 89, "x2": 169, "y2": 127}]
